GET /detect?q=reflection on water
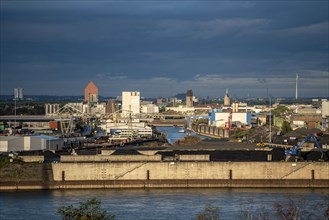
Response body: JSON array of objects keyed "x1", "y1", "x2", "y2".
[
  {"x1": 156, "y1": 126, "x2": 206, "y2": 144},
  {"x1": 1, "y1": 188, "x2": 328, "y2": 220}
]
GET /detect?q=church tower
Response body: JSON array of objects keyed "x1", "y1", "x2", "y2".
[{"x1": 224, "y1": 89, "x2": 230, "y2": 106}]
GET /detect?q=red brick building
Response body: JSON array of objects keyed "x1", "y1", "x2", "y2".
[{"x1": 84, "y1": 81, "x2": 98, "y2": 103}]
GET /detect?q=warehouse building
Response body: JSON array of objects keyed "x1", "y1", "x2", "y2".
[
  {"x1": 211, "y1": 112, "x2": 251, "y2": 128},
  {"x1": 0, "y1": 135, "x2": 63, "y2": 152}
]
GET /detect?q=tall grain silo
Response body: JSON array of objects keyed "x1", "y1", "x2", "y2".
[
  {"x1": 322, "y1": 101, "x2": 329, "y2": 118},
  {"x1": 322, "y1": 101, "x2": 329, "y2": 130}
]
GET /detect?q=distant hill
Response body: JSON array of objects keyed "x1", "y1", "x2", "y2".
[{"x1": 175, "y1": 93, "x2": 186, "y2": 100}]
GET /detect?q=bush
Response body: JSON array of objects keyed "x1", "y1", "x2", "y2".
[
  {"x1": 196, "y1": 204, "x2": 221, "y2": 220},
  {"x1": 58, "y1": 198, "x2": 115, "y2": 220}
]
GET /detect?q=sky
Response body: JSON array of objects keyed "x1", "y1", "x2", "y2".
[{"x1": 1, "y1": 0, "x2": 328, "y2": 99}]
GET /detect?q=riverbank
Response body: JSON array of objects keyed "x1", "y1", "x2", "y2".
[{"x1": 2, "y1": 179, "x2": 329, "y2": 190}]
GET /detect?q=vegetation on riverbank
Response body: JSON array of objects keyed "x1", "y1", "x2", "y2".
[
  {"x1": 58, "y1": 198, "x2": 115, "y2": 220},
  {"x1": 174, "y1": 135, "x2": 202, "y2": 145},
  {"x1": 57, "y1": 196, "x2": 329, "y2": 220}
]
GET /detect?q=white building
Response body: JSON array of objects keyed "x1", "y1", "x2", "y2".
[
  {"x1": 166, "y1": 106, "x2": 195, "y2": 114},
  {"x1": 14, "y1": 88, "x2": 23, "y2": 100},
  {"x1": 90, "y1": 103, "x2": 106, "y2": 115},
  {"x1": 0, "y1": 135, "x2": 64, "y2": 152},
  {"x1": 212, "y1": 112, "x2": 251, "y2": 127},
  {"x1": 122, "y1": 91, "x2": 140, "y2": 115},
  {"x1": 100, "y1": 121, "x2": 152, "y2": 138},
  {"x1": 67, "y1": 103, "x2": 83, "y2": 112},
  {"x1": 141, "y1": 104, "x2": 159, "y2": 114},
  {"x1": 322, "y1": 101, "x2": 329, "y2": 130},
  {"x1": 322, "y1": 101, "x2": 329, "y2": 118},
  {"x1": 45, "y1": 103, "x2": 60, "y2": 116},
  {"x1": 221, "y1": 103, "x2": 266, "y2": 113},
  {"x1": 166, "y1": 106, "x2": 210, "y2": 114}
]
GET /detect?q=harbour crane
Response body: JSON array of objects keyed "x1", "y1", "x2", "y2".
[{"x1": 285, "y1": 133, "x2": 323, "y2": 161}]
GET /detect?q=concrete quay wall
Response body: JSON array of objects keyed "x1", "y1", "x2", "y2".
[
  {"x1": 2, "y1": 179, "x2": 329, "y2": 190},
  {"x1": 61, "y1": 155, "x2": 162, "y2": 162},
  {"x1": 52, "y1": 161, "x2": 329, "y2": 182},
  {"x1": 196, "y1": 125, "x2": 231, "y2": 139},
  {"x1": 20, "y1": 155, "x2": 44, "y2": 163}
]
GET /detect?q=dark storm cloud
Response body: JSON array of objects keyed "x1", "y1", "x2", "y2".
[{"x1": 1, "y1": 1, "x2": 328, "y2": 98}]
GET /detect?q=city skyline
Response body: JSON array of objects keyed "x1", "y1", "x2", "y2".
[{"x1": 1, "y1": 1, "x2": 328, "y2": 98}]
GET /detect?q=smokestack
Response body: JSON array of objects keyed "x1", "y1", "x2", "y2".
[{"x1": 295, "y1": 73, "x2": 299, "y2": 100}]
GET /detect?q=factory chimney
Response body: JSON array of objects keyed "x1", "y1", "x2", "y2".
[{"x1": 295, "y1": 73, "x2": 299, "y2": 100}]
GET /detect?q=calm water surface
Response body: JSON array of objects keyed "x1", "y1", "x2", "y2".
[
  {"x1": 1, "y1": 188, "x2": 328, "y2": 220},
  {"x1": 156, "y1": 126, "x2": 207, "y2": 144}
]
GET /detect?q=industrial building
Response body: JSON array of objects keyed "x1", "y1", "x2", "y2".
[
  {"x1": 45, "y1": 103, "x2": 60, "y2": 116},
  {"x1": 166, "y1": 106, "x2": 209, "y2": 114},
  {"x1": 186, "y1": 89, "x2": 193, "y2": 107},
  {"x1": 322, "y1": 101, "x2": 329, "y2": 130},
  {"x1": 141, "y1": 104, "x2": 159, "y2": 114},
  {"x1": 84, "y1": 81, "x2": 98, "y2": 103},
  {"x1": 106, "y1": 100, "x2": 118, "y2": 114},
  {"x1": 122, "y1": 91, "x2": 140, "y2": 120},
  {"x1": 0, "y1": 135, "x2": 63, "y2": 152},
  {"x1": 100, "y1": 121, "x2": 152, "y2": 138},
  {"x1": 89, "y1": 103, "x2": 106, "y2": 115},
  {"x1": 209, "y1": 110, "x2": 251, "y2": 128},
  {"x1": 215, "y1": 112, "x2": 251, "y2": 127},
  {"x1": 0, "y1": 115, "x2": 52, "y2": 132},
  {"x1": 291, "y1": 114, "x2": 322, "y2": 129}
]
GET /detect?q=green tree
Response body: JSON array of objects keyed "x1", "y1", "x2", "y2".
[
  {"x1": 58, "y1": 198, "x2": 115, "y2": 220},
  {"x1": 272, "y1": 105, "x2": 289, "y2": 117},
  {"x1": 281, "y1": 121, "x2": 292, "y2": 135},
  {"x1": 196, "y1": 204, "x2": 221, "y2": 220}
]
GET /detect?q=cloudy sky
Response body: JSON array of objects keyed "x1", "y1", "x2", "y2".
[{"x1": 1, "y1": 0, "x2": 328, "y2": 98}]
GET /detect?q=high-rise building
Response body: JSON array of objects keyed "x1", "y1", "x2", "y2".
[
  {"x1": 122, "y1": 91, "x2": 140, "y2": 115},
  {"x1": 106, "y1": 100, "x2": 117, "y2": 114},
  {"x1": 186, "y1": 89, "x2": 193, "y2": 107},
  {"x1": 224, "y1": 89, "x2": 230, "y2": 106},
  {"x1": 14, "y1": 88, "x2": 23, "y2": 100},
  {"x1": 84, "y1": 81, "x2": 98, "y2": 103}
]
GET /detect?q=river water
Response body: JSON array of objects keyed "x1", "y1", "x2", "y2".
[
  {"x1": 0, "y1": 188, "x2": 328, "y2": 220},
  {"x1": 1, "y1": 127, "x2": 328, "y2": 219},
  {"x1": 156, "y1": 126, "x2": 207, "y2": 144}
]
